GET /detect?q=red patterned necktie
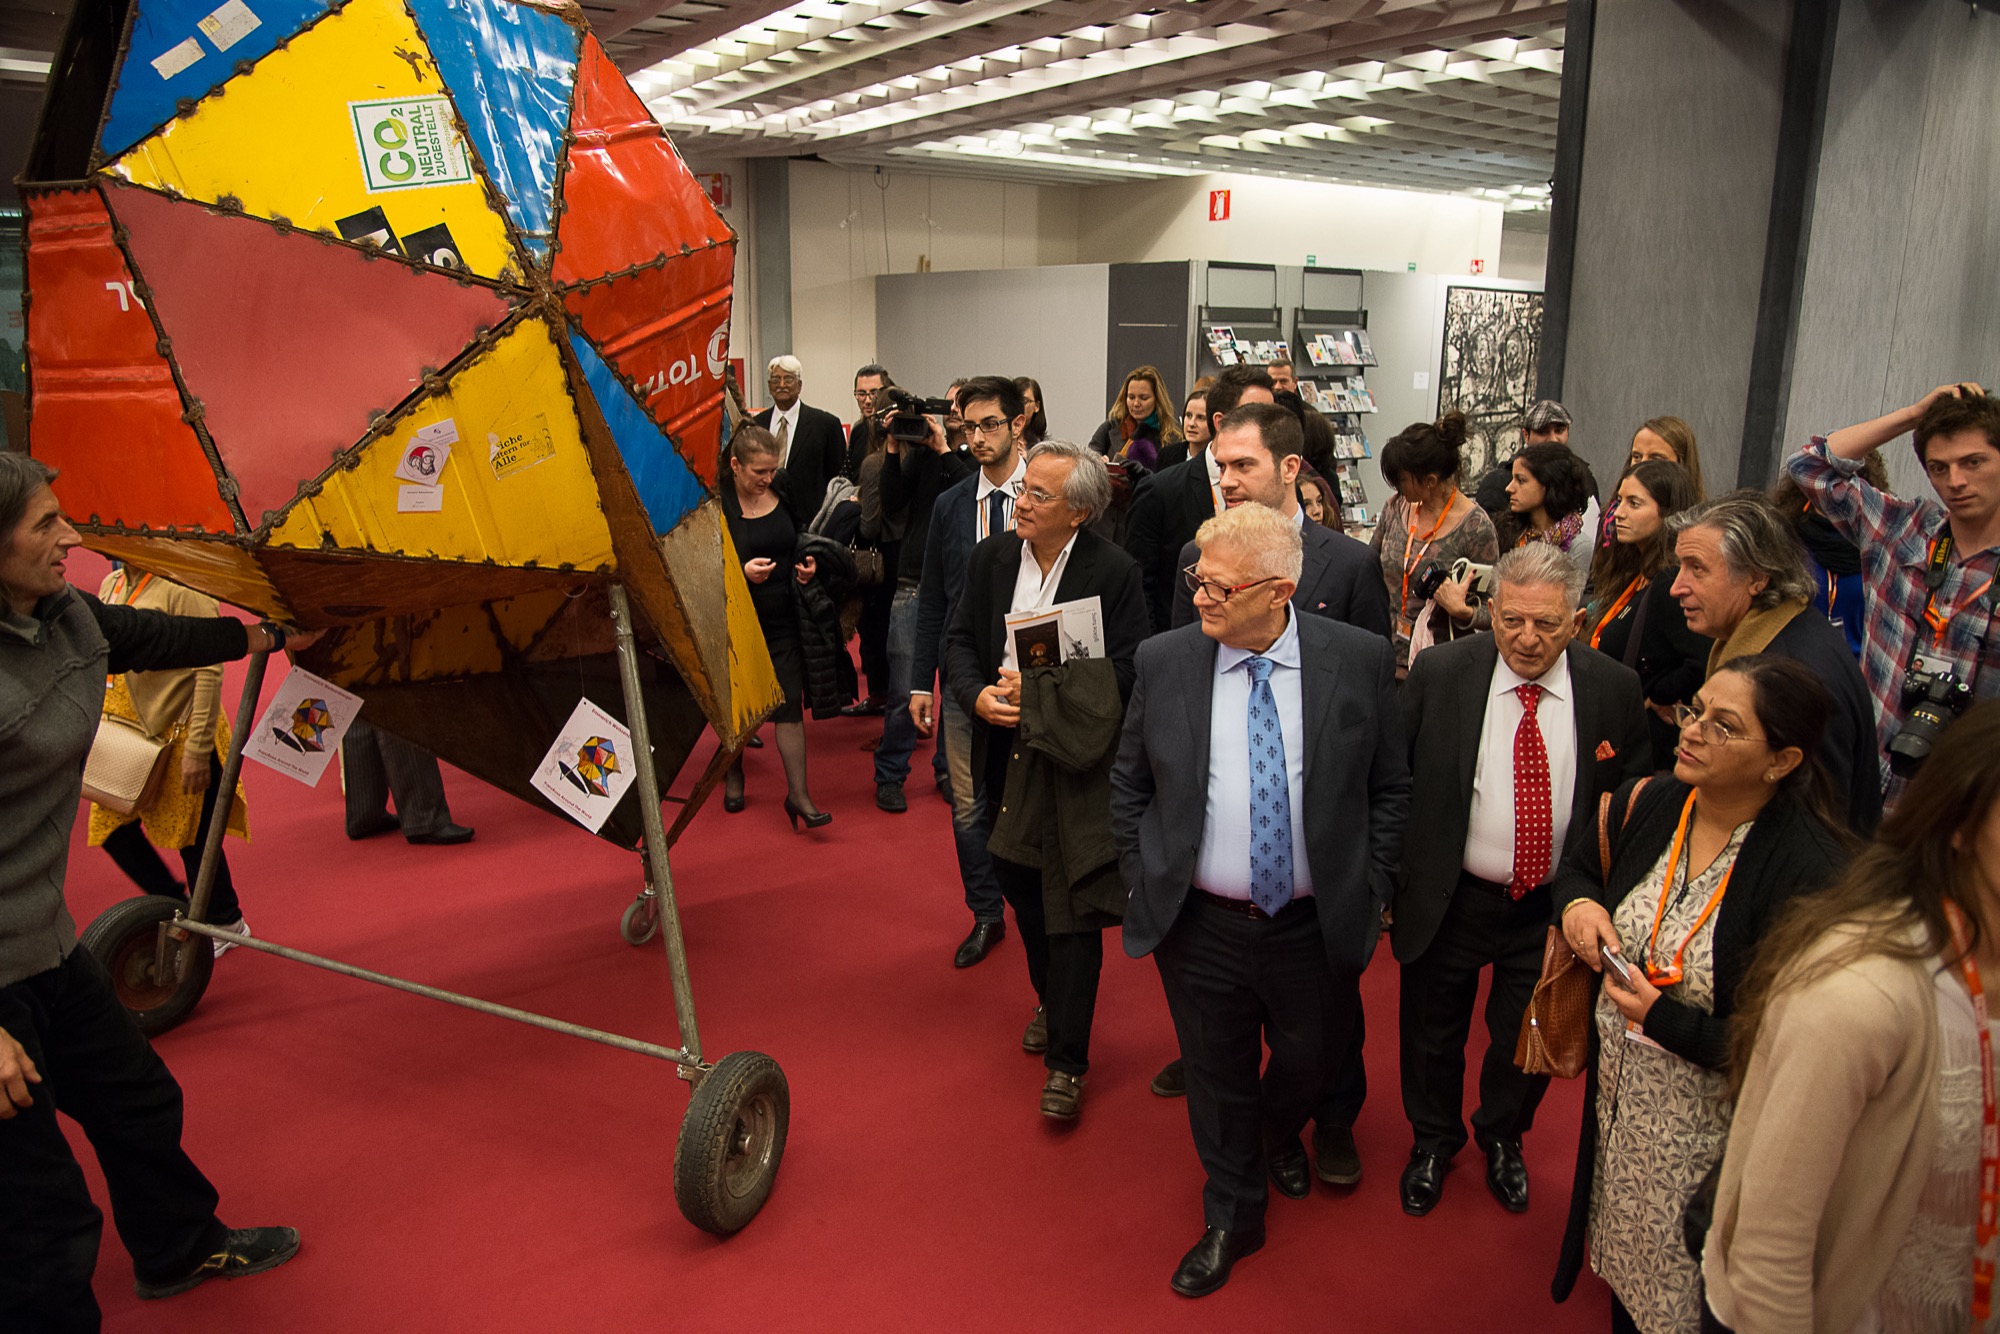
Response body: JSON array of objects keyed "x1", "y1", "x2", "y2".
[{"x1": 1510, "y1": 682, "x2": 1551, "y2": 900}]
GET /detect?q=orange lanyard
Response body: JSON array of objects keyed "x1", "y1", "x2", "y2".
[
  {"x1": 111, "y1": 570, "x2": 154, "y2": 607},
  {"x1": 1642, "y1": 793, "x2": 1735, "y2": 986},
  {"x1": 1399, "y1": 489, "x2": 1458, "y2": 610},
  {"x1": 1920, "y1": 532, "x2": 1998, "y2": 647},
  {"x1": 1944, "y1": 900, "x2": 1998, "y2": 1325},
  {"x1": 1588, "y1": 575, "x2": 1648, "y2": 650}
]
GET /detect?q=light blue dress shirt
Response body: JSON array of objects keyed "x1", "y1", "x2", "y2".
[{"x1": 1193, "y1": 608, "x2": 1314, "y2": 900}]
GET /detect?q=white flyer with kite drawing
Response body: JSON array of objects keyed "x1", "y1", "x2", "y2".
[
  {"x1": 530, "y1": 698, "x2": 637, "y2": 834},
  {"x1": 244, "y1": 667, "x2": 363, "y2": 786}
]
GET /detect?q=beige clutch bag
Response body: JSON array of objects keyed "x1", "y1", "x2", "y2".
[{"x1": 82, "y1": 714, "x2": 175, "y2": 815}]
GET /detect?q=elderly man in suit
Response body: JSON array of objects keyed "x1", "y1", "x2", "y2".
[
  {"x1": 1394, "y1": 543, "x2": 1651, "y2": 1218},
  {"x1": 909, "y1": 375, "x2": 1028, "y2": 969},
  {"x1": 751, "y1": 355, "x2": 846, "y2": 528},
  {"x1": 945, "y1": 440, "x2": 1150, "y2": 1120},
  {"x1": 1114, "y1": 502, "x2": 1411, "y2": 1297}
]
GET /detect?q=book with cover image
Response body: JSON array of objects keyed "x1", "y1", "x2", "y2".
[
  {"x1": 1005, "y1": 596, "x2": 1106, "y2": 669},
  {"x1": 1206, "y1": 326, "x2": 1240, "y2": 366},
  {"x1": 1298, "y1": 380, "x2": 1324, "y2": 409},
  {"x1": 1306, "y1": 337, "x2": 1333, "y2": 367},
  {"x1": 1347, "y1": 374, "x2": 1376, "y2": 412},
  {"x1": 1349, "y1": 328, "x2": 1378, "y2": 365}
]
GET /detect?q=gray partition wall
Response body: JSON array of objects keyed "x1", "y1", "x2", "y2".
[{"x1": 876, "y1": 264, "x2": 1112, "y2": 444}]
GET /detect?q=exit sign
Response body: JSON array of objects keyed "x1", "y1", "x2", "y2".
[
  {"x1": 1306, "y1": 253, "x2": 1317, "y2": 265},
  {"x1": 1208, "y1": 189, "x2": 1231, "y2": 221}
]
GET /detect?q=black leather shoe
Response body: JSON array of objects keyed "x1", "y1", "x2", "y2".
[
  {"x1": 953, "y1": 921, "x2": 1004, "y2": 968},
  {"x1": 1170, "y1": 1226, "x2": 1266, "y2": 1298},
  {"x1": 1150, "y1": 1057, "x2": 1187, "y2": 1098},
  {"x1": 1268, "y1": 1140, "x2": 1311, "y2": 1200},
  {"x1": 875, "y1": 782, "x2": 907, "y2": 813},
  {"x1": 347, "y1": 813, "x2": 398, "y2": 841},
  {"x1": 1399, "y1": 1149, "x2": 1450, "y2": 1217},
  {"x1": 840, "y1": 696, "x2": 887, "y2": 718},
  {"x1": 1313, "y1": 1124, "x2": 1363, "y2": 1186},
  {"x1": 407, "y1": 823, "x2": 475, "y2": 845},
  {"x1": 1484, "y1": 1138, "x2": 1530, "y2": 1213}
]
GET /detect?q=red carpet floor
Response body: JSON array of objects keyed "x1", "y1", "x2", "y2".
[{"x1": 57, "y1": 570, "x2": 1614, "y2": 1330}]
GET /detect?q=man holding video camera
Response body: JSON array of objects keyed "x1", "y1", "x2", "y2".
[{"x1": 1786, "y1": 383, "x2": 2000, "y2": 789}]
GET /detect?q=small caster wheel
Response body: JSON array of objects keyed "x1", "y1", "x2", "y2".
[
  {"x1": 673, "y1": 1051, "x2": 789, "y2": 1235},
  {"x1": 620, "y1": 895, "x2": 658, "y2": 946},
  {"x1": 79, "y1": 896, "x2": 214, "y2": 1036}
]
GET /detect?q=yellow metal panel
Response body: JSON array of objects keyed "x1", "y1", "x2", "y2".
[
  {"x1": 269, "y1": 319, "x2": 617, "y2": 571},
  {"x1": 108, "y1": 0, "x2": 521, "y2": 284},
  {"x1": 86, "y1": 533, "x2": 292, "y2": 620},
  {"x1": 718, "y1": 522, "x2": 783, "y2": 735},
  {"x1": 265, "y1": 504, "x2": 327, "y2": 552}
]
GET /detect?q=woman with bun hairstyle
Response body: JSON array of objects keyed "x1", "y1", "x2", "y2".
[
  {"x1": 1500, "y1": 441, "x2": 1601, "y2": 577},
  {"x1": 1369, "y1": 410, "x2": 1500, "y2": 675},
  {"x1": 1628, "y1": 416, "x2": 1707, "y2": 501},
  {"x1": 1588, "y1": 459, "x2": 1713, "y2": 766}
]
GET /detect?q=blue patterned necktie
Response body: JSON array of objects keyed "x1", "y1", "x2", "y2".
[{"x1": 1246, "y1": 655, "x2": 1294, "y2": 916}]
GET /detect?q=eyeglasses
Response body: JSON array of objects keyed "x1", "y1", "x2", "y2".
[
  {"x1": 1017, "y1": 487, "x2": 1065, "y2": 508},
  {"x1": 1673, "y1": 703, "x2": 1766, "y2": 746},
  {"x1": 1183, "y1": 563, "x2": 1278, "y2": 603},
  {"x1": 964, "y1": 417, "x2": 1011, "y2": 439}
]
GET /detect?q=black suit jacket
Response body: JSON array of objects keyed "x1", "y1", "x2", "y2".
[
  {"x1": 943, "y1": 528, "x2": 1149, "y2": 773},
  {"x1": 1124, "y1": 455, "x2": 1218, "y2": 632},
  {"x1": 1390, "y1": 634, "x2": 1652, "y2": 964},
  {"x1": 1113, "y1": 617, "x2": 1412, "y2": 975},
  {"x1": 1759, "y1": 608, "x2": 1883, "y2": 834},
  {"x1": 1169, "y1": 518, "x2": 1392, "y2": 638},
  {"x1": 754, "y1": 403, "x2": 846, "y2": 528}
]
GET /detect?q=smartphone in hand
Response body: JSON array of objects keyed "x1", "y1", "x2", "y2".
[{"x1": 1602, "y1": 949, "x2": 1637, "y2": 991}]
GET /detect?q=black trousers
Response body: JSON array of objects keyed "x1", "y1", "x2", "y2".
[
  {"x1": 0, "y1": 947, "x2": 227, "y2": 1334},
  {"x1": 1398, "y1": 875, "x2": 1553, "y2": 1156},
  {"x1": 341, "y1": 718, "x2": 454, "y2": 839},
  {"x1": 1315, "y1": 971, "x2": 1367, "y2": 1130},
  {"x1": 991, "y1": 854, "x2": 1103, "y2": 1076},
  {"x1": 100, "y1": 753, "x2": 242, "y2": 925},
  {"x1": 1156, "y1": 894, "x2": 1343, "y2": 1231}
]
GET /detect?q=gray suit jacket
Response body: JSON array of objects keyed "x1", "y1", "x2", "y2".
[{"x1": 1112, "y1": 616, "x2": 1413, "y2": 975}]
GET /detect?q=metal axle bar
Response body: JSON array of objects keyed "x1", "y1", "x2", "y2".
[{"x1": 171, "y1": 918, "x2": 696, "y2": 1066}]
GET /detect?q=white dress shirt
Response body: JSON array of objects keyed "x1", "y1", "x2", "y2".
[
  {"x1": 1204, "y1": 447, "x2": 1224, "y2": 513},
  {"x1": 1193, "y1": 609, "x2": 1314, "y2": 900},
  {"x1": 999, "y1": 532, "x2": 1078, "y2": 673},
  {"x1": 768, "y1": 402, "x2": 802, "y2": 469},
  {"x1": 1462, "y1": 650, "x2": 1578, "y2": 886},
  {"x1": 974, "y1": 457, "x2": 1027, "y2": 541}
]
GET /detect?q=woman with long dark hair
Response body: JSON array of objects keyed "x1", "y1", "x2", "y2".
[
  {"x1": 1014, "y1": 375, "x2": 1049, "y2": 447},
  {"x1": 1551, "y1": 655, "x2": 1849, "y2": 1334},
  {"x1": 719, "y1": 424, "x2": 830, "y2": 830},
  {"x1": 1368, "y1": 410, "x2": 1500, "y2": 675},
  {"x1": 1500, "y1": 442, "x2": 1599, "y2": 575},
  {"x1": 1587, "y1": 459, "x2": 1713, "y2": 766},
  {"x1": 1703, "y1": 702, "x2": 2000, "y2": 1332}
]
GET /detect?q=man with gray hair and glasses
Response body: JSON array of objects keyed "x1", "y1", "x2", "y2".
[
  {"x1": 1393, "y1": 543, "x2": 1650, "y2": 1220},
  {"x1": 1668, "y1": 491, "x2": 1882, "y2": 831}
]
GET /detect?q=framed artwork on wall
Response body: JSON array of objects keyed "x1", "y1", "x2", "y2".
[{"x1": 1437, "y1": 287, "x2": 1543, "y2": 480}]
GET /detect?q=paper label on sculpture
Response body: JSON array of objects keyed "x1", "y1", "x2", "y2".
[
  {"x1": 244, "y1": 667, "x2": 363, "y2": 787},
  {"x1": 530, "y1": 698, "x2": 637, "y2": 834},
  {"x1": 198, "y1": 0, "x2": 261, "y2": 51},
  {"x1": 396, "y1": 484, "x2": 443, "y2": 512},
  {"x1": 488, "y1": 415, "x2": 555, "y2": 479},
  {"x1": 395, "y1": 434, "x2": 452, "y2": 485},
  {"x1": 350, "y1": 97, "x2": 474, "y2": 194},
  {"x1": 152, "y1": 37, "x2": 204, "y2": 80}
]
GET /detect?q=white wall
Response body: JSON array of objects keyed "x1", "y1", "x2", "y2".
[{"x1": 1075, "y1": 173, "x2": 1504, "y2": 274}]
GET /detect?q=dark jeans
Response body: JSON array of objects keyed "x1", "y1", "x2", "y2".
[
  {"x1": 939, "y1": 697, "x2": 1002, "y2": 923},
  {"x1": 1156, "y1": 894, "x2": 1340, "y2": 1231},
  {"x1": 855, "y1": 550, "x2": 898, "y2": 700},
  {"x1": 874, "y1": 583, "x2": 921, "y2": 786},
  {"x1": 0, "y1": 948, "x2": 227, "y2": 1334},
  {"x1": 100, "y1": 753, "x2": 242, "y2": 925},
  {"x1": 991, "y1": 854, "x2": 1104, "y2": 1077},
  {"x1": 1398, "y1": 875, "x2": 1553, "y2": 1156}
]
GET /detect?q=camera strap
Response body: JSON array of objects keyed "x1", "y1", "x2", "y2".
[
  {"x1": 1918, "y1": 529, "x2": 1998, "y2": 649},
  {"x1": 1940, "y1": 899, "x2": 1997, "y2": 1323}
]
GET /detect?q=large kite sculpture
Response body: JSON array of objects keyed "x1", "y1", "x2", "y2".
[{"x1": 21, "y1": 0, "x2": 793, "y2": 1237}]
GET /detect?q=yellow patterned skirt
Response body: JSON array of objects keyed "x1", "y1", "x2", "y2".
[{"x1": 86, "y1": 676, "x2": 250, "y2": 851}]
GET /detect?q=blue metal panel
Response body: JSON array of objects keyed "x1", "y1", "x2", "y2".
[
  {"x1": 101, "y1": 0, "x2": 332, "y2": 161},
  {"x1": 570, "y1": 333, "x2": 705, "y2": 536},
  {"x1": 408, "y1": 0, "x2": 577, "y2": 262}
]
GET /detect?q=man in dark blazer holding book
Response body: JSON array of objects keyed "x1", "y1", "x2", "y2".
[
  {"x1": 1392, "y1": 544, "x2": 1651, "y2": 1219},
  {"x1": 1114, "y1": 502, "x2": 1410, "y2": 1297},
  {"x1": 751, "y1": 355, "x2": 847, "y2": 527},
  {"x1": 944, "y1": 440, "x2": 1150, "y2": 1121}
]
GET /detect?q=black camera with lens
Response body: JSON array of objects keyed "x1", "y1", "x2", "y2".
[
  {"x1": 1887, "y1": 656, "x2": 1975, "y2": 776},
  {"x1": 1409, "y1": 557, "x2": 1496, "y2": 605},
  {"x1": 878, "y1": 387, "x2": 955, "y2": 444}
]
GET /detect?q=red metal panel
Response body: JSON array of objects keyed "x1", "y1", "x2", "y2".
[
  {"x1": 24, "y1": 186, "x2": 237, "y2": 533},
  {"x1": 560, "y1": 248, "x2": 733, "y2": 482},
  {"x1": 105, "y1": 181, "x2": 515, "y2": 528},
  {"x1": 551, "y1": 34, "x2": 733, "y2": 287}
]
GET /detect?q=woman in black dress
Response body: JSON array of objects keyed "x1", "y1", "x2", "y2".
[
  {"x1": 720, "y1": 425, "x2": 830, "y2": 830},
  {"x1": 1584, "y1": 458, "x2": 1711, "y2": 768}
]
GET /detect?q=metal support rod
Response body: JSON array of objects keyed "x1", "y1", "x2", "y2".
[
  {"x1": 607, "y1": 584, "x2": 703, "y2": 1067},
  {"x1": 172, "y1": 918, "x2": 694, "y2": 1065},
  {"x1": 183, "y1": 648, "x2": 269, "y2": 942}
]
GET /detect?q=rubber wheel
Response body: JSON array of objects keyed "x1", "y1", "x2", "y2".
[
  {"x1": 78, "y1": 895, "x2": 213, "y2": 1037},
  {"x1": 619, "y1": 897, "x2": 658, "y2": 946},
  {"x1": 673, "y1": 1051, "x2": 789, "y2": 1235}
]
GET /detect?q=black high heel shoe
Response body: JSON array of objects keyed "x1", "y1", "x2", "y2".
[
  {"x1": 722, "y1": 790, "x2": 745, "y2": 814},
  {"x1": 783, "y1": 797, "x2": 832, "y2": 832}
]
